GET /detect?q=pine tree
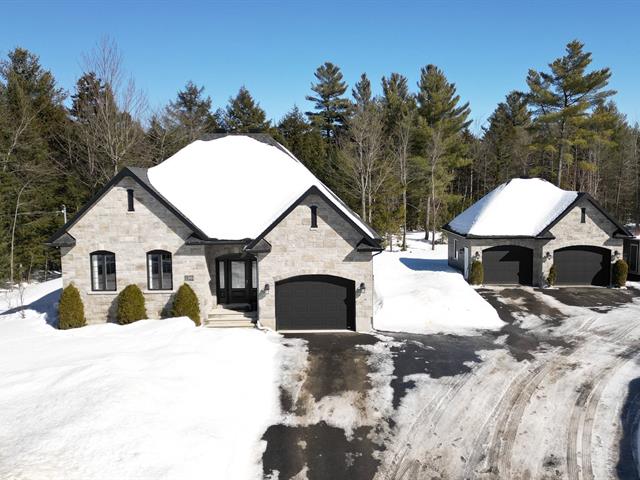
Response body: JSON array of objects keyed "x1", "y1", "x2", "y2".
[
  {"x1": 277, "y1": 106, "x2": 326, "y2": 177},
  {"x1": 305, "y1": 62, "x2": 352, "y2": 140},
  {"x1": 414, "y1": 64, "x2": 471, "y2": 246},
  {"x1": 482, "y1": 91, "x2": 532, "y2": 186},
  {"x1": 165, "y1": 81, "x2": 217, "y2": 142},
  {"x1": 221, "y1": 86, "x2": 270, "y2": 133},
  {"x1": 0, "y1": 48, "x2": 68, "y2": 282},
  {"x1": 526, "y1": 40, "x2": 615, "y2": 187}
]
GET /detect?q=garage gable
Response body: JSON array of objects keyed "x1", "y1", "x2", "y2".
[{"x1": 541, "y1": 194, "x2": 631, "y2": 242}]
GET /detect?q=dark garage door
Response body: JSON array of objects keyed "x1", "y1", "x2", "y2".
[
  {"x1": 482, "y1": 245, "x2": 533, "y2": 285},
  {"x1": 275, "y1": 275, "x2": 355, "y2": 330},
  {"x1": 554, "y1": 246, "x2": 611, "y2": 286}
]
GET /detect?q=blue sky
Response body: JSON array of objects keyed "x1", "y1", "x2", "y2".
[{"x1": 1, "y1": 0, "x2": 639, "y2": 131}]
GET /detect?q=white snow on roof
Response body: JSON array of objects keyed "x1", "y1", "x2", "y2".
[
  {"x1": 147, "y1": 136, "x2": 377, "y2": 240},
  {"x1": 448, "y1": 178, "x2": 578, "y2": 237}
]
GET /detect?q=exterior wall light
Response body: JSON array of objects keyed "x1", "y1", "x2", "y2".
[
  {"x1": 359, "y1": 282, "x2": 366, "y2": 292},
  {"x1": 474, "y1": 251, "x2": 480, "y2": 261},
  {"x1": 545, "y1": 252, "x2": 552, "y2": 261},
  {"x1": 264, "y1": 283, "x2": 270, "y2": 293}
]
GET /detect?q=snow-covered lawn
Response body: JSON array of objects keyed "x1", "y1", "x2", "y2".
[
  {"x1": 0, "y1": 279, "x2": 285, "y2": 480},
  {"x1": 373, "y1": 231, "x2": 503, "y2": 335}
]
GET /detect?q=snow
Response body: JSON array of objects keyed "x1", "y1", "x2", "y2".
[
  {"x1": 448, "y1": 177, "x2": 578, "y2": 237},
  {"x1": 0, "y1": 279, "x2": 286, "y2": 480},
  {"x1": 373, "y1": 232, "x2": 503, "y2": 335},
  {"x1": 147, "y1": 135, "x2": 376, "y2": 240}
]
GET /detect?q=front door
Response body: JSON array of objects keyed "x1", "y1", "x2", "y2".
[{"x1": 216, "y1": 257, "x2": 257, "y2": 308}]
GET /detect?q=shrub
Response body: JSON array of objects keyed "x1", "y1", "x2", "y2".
[
  {"x1": 547, "y1": 264, "x2": 556, "y2": 286},
  {"x1": 613, "y1": 259, "x2": 629, "y2": 287},
  {"x1": 469, "y1": 260, "x2": 484, "y2": 285},
  {"x1": 117, "y1": 284, "x2": 147, "y2": 325},
  {"x1": 58, "y1": 283, "x2": 86, "y2": 329},
  {"x1": 171, "y1": 283, "x2": 201, "y2": 326}
]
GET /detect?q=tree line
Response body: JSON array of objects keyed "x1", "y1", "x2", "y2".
[{"x1": 1, "y1": 37, "x2": 638, "y2": 282}]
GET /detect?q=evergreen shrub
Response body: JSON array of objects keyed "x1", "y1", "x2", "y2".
[
  {"x1": 469, "y1": 260, "x2": 484, "y2": 285},
  {"x1": 171, "y1": 283, "x2": 201, "y2": 326},
  {"x1": 58, "y1": 283, "x2": 86, "y2": 329},
  {"x1": 613, "y1": 259, "x2": 629, "y2": 287},
  {"x1": 117, "y1": 284, "x2": 147, "y2": 324}
]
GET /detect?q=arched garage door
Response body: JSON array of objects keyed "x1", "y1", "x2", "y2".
[
  {"x1": 482, "y1": 245, "x2": 533, "y2": 285},
  {"x1": 554, "y1": 246, "x2": 611, "y2": 286},
  {"x1": 275, "y1": 275, "x2": 356, "y2": 330}
]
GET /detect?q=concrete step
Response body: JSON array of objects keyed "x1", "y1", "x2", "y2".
[
  {"x1": 203, "y1": 318, "x2": 256, "y2": 328},
  {"x1": 207, "y1": 311, "x2": 257, "y2": 320}
]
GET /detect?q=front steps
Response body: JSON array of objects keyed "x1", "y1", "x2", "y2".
[{"x1": 204, "y1": 305, "x2": 257, "y2": 328}]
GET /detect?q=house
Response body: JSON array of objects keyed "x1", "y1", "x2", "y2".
[
  {"x1": 47, "y1": 134, "x2": 382, "y2": 331},
  {"x1": 623, "y1": 225, "x2": 640, "y2": 277},
  {"x1": 442, "y1": 178, "x2": 633, "y2": 287}
]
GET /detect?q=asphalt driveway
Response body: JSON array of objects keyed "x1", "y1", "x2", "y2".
[{"x1": 263, "y1": 287, "x2": 640, "y2": 479}]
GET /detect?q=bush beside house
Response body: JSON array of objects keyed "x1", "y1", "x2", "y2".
[
  {"x1": 469, "y1": 260, "x2": 484, "y2": 285},
  {"x1": 171, "y1": 283, "x2": 201, "y2": 326},
  {"x1": 58, "y1": 283, "x2": 86, "y2": 329},
  {"x1": 117, "y1": 284, "x2": 147, "y2": 324},
  {"x1": 547, "y1": 264, "x2": 556, "y2": 286},
  {"x1": 613, "y1": 259, "x2": 629, "y2": 287}
]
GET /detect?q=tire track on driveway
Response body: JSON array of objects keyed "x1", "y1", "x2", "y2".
[
  {"x1": 378, "y1": 371, "x2": 472, "y2": 479},
  {"x1": 566, "y1": 344, "x2": 640, "y2": 480}
]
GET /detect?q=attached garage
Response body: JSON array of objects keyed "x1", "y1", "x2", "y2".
[
  {"x1": 275, "y1": 275, "x2": 356, "y2": 330},
  {"x1": 482, "y1": 245, "x2": 533, "y2": 285},
  {"x1": 554, "y1": 246, "x2": 611, "y2": 286}
]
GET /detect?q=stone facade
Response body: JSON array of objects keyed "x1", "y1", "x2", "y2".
[
  {"x1": 61, "y1": 177, "x2": 211, "y2": 323},
  {"x1": 60, "y1": 179, "x2": 375, "y2": 330},
  {"x1": 257, "y1": 193, "x2": 374, "y2": 331},
  {"x1": 446, "y1": 197, "x2": 623, "y2": 287}
]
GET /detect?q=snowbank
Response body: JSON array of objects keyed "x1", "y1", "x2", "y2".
[
  {"x1": 448, "y1": 178, "x2": 578, "y2": 236},
  {"x1": 0, "y1": 280, "x2": 284, "y2": 480},
  {"x1": 373, "y1": 232, "x2": 503, "y2": 335},
  {"x1": 147, "y1": 135, "x2": 376, "y2": 240}
]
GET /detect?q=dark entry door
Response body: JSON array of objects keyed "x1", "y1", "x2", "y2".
[
  {"x1": 216, "y1": 257, "x2": 257, "y2": 307},
  {"x1": 554, "y1": 246, "x2": 611, "y2": 286},
  {"x1": 482, "y1": 245, "x2": 533, "y2": 285},
  {"x1": 275, "y1": 275, "x2": 355, "y2": 330}
]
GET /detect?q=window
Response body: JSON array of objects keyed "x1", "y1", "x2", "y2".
[
  {"x1": 127, "y1": 189, "x2": 134, "y2": 212},
  {"x1": 147, "y1": 250, "x2": 173, "y2": 290},
  {"x1": 91, "y1": 251, "x2": 116, "y2": 291},
  {"x1": 310, "y1": 205, "x2": 318, "y2": 228},
  {"x1": 454, "y1": 239, "x2": 458, "y2": 259},
  {"x1": 581, "y1": 207, "x2": 586, "y2": 223}
]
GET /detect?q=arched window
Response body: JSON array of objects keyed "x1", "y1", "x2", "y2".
[
  {"x1": 147, "y1": 250, "x2": 173, "y2": 290},
  {"x1": 90, "y1": 251, "x2": 116, "y2": 291}
]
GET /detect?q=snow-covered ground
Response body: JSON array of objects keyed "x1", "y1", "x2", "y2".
[
  {"x1": 373, "y1": 231, "x2": 503, "y2": 335},
  {"x1": 376, "y1": 286, "x2": 640, "y2": 479},
  {"x1": 0, "y1": 279, "x2": 286, "y2": 480}
]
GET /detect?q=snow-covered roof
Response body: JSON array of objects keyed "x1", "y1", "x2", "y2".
[
  {"x1": 147, "y1": 135, "x2": 378, "y2": 240},
  {"x1": 447, "y1": 178, "x2": 579, "y2": 237}
]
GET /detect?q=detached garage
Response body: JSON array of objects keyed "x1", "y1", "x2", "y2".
[
  {"x1": 443, "y1": 178, "x2": 633, "y2": 287},
  {"x1": 275, "y1": 275, "x2": 356, "y2": 330},
  {"x1": 554, "y1": 246, "x2": 611, "y2": 286}
]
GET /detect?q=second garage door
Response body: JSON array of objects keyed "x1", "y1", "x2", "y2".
[
  {"x1": 275, "y1": 275, "x2": 355, "y2": 330},
  {"x1": 482, "y1": 245, "x2": 533, "y2": 285},
  {"x1": 554, "y1": 246, "x2": 611, "y2": 286}
]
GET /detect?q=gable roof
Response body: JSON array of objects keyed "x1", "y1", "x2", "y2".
[
  {"x1": 48, "y1": 135, "x2": 381, "y2": 246},
  {"x1": 146, "y1": 134, "x2": 380, "y2": 241},
  {"x1": 46, "y1": 167, "x2": 209, "y2": 246},
  {"x1": 443, "y1": 177, "x2": 633, "y2": 239}
]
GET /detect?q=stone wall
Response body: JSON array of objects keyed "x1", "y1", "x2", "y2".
[
  {"x1": 61, "y1": 177, "x2": 211, "y2": 323},
  {"x1": 540, "y1": 197, "x2": 623, "y2": 280},
  {"x1": 257, "y1": 193, "x2": 374, "y2": 331}
]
